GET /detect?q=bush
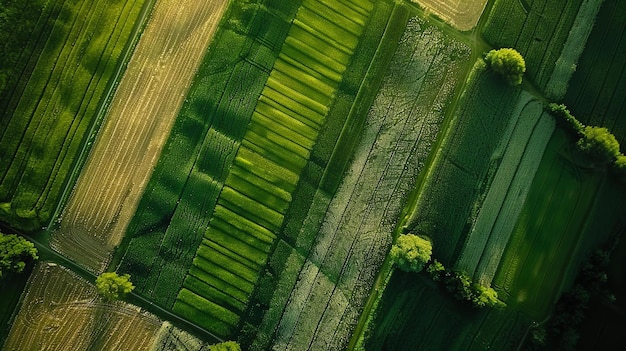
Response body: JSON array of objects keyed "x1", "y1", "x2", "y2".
[
  {"x1": 485, "y1": 48, "x2": 526, "y2": 85},
  {"x1": 0, "y1": 232, "x2": 38, "y2": 281},
  {"x1": 209, "y1": 341, "x2": 242, "y2": 351},
  {"x1": 95, "y1": 272, "x2": 135, "y2": 301},
  {"x1": 547, "y1": 103, "x2": 584, "y2": 136},
  {"x1": 577, "y1": 126, "x2": 621, "y2": 164},
  {"x1": 390, "y1": 234, "x2": 432, "y2": 272},
  {"x1": 426, "y1": 259, "x2": 445, "y2": 281}
]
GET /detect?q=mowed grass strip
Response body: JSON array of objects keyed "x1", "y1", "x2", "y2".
[
  {"x1": 0, "y1": 0, "x2": 149, "y2": 230},
  {"x1": 175, "y1": 0, "x2": 374, "y2": 337}
]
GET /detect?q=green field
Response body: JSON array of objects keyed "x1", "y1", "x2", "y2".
[
  {"x1": 117, "y1": 0, "x2": 299, "y2": 307},
  {"x1": 564, "y1": 0, "x2": 626, "y2": 144},
  {"x1": 493, "y1": 129, "x2": 624, "y2": 319},
  {"x1": 0, "y1": 0, "x2": 150, "y2": 230},
  {"x1": 364, "y1": 272, "x2": 529, "y2": 350},
  {"x1": 482, "y1": 0, "x2": 600, "y2": 96}
]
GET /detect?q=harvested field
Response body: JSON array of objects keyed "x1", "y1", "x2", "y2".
[
  {"x1": 410, "y1": 0, "x2": 488, "y2": 31},
  {"x1": 564, "y1": 0, "x2": 626, "y2": 144},
  {"x1": 455, "y1": 93, "x2": 556, "y2": 285},
  {"x1": 270, "y1": 16, "x2": 471, "y2": 351},
  {"x1": 0, "y1": 0, "x2": 149, "y2": 230},
  {"x1": 51, "y1": 0, "x2": 229, "y2": 273},
  {"x1": 3, "y1": 262, "x2": 161, "y2": 350}
]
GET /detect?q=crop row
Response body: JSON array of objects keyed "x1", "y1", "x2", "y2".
[
  {"x1": 406, "y1": 60, "x2": 522, "y2": 265},
  {"x1": 172, "y1": 0, "x2": 375, "y2": 338},
  {"x1": 564, "y1": 0, "x2": 626, "y2": 144},
  {"x1": 455, "y1": 94, "x2": 556, "y2": 285},
  {"x1": 269, "y1": 16, "x2": 471, "y2": 350},
  {"x1": 482, "y1": 0, "x2": 586, "y2": 91},
  {"x1": 117, "y1": 0, "x2": 298, "y2": 306},
  {"x1": 0, "y1": 0, "x2": 148, "y2": 231}
]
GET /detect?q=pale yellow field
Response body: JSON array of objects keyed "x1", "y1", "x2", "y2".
[
  {"x1": 3, "y1": 263, "x2": 161, "y2": 351},
  {"x1": 51, "y1": 0, "x2": 229, "y2": 272},
  {"x1": 412, "y1": 0, "x2": 488, "y2": 31}
]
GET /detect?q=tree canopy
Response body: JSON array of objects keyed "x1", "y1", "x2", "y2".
[
  {"x1": 0, "y1": 232, "x2": 38, "y2": 281},
  {"x1": 485, "y1": 48, "x2": 526, "y2": 85},
  {"x1": 209, "y1": 341, "x2": 242, "y2": 350},
  {"x1": 95, "y1": 272, "x2": 135, "y2": 300},
  {"x1": 577, "y1": 126, "x2": 621, "y2": 164},
  {"x1": 390, "y1": 234, "x2": 432, "y2": 272}
]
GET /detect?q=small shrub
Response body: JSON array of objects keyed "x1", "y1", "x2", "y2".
[
  {"x1": 485, "y1": 48, "x2": 526, "y2": 85},
  {"x1": 547, "y1": 103, "x2": 584, "y2": 136},
  {"x1": 577, "y1": 126, "x2": 621, "y2": 164}
]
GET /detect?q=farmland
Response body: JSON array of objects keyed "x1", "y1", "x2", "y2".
[
  {"x1": 564, "y1": 0, "x2": 626, "y2": 144},
  {"x1": 170, "y1": 0, "x2": 379, "y2": 338},
  {"x1": 482, "y1": 0, "x2": 603, "y2": 97},
  {"x1": 455, "y1": 93, "x2": 555, "y2": 285},
  {"x1": 51, "y1": 0, "x2": 229, "y2": 273},
  {"x1": 3, "y1": 263, "x2": 161, "y2": 350},
  {"x1": 2, "y1": 0, "x2": 626, "y2": 349},
  {"x1": 410, "y1": 0, "x2": 488, "y2": 31},
  {"x1": 0, "y1": 0, "x2": 150, "y2": 231},
  {"x1": 363, "y1": 272, "x2": 529, "y2": 350},
  {"x1": 492, "y1": 129, "x2": 625, "y2": 320},
  {"x1": 117, "y1": 0, "x2": 301, "y2": 308},
  {"x1": 264, "y1": 15, "x2": 471, "y2": 351}
]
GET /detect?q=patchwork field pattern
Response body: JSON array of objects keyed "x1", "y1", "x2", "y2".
[
  {"x1": 51, "y1": 0, "x2": 229, "y2": 273},
  {"x1": 411, "y1": 0, "x2": 488, "y2": 31},
  {"x1": 564, "y1": 0, "x2": 626, "y2": 144},
  {"x1": 270, "y1": 16, "x2": 471, "y2": 351},
  {"x1": 0, "y1": 0, "x2": 148, "y2": 230},
  {"x1": 455, "y1": 93, "x2": 556, "y2": 285},
  {"x1": 483, "y1": 0, "x2": 602, "y2": 94},
  {"x1": 3, "y1": 263, "x2": 161, "y2": 350},
  {"x1": 117, "y1": 0, "x2": 300, "y2": 308},
  {"x1": 171, "y1": 0, "x2": 376, "y2": 338}
]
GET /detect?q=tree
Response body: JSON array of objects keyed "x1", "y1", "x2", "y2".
[
  {"x1": 577, "y1": 126, "x2": 621, "y2": 164},
  {"x1": 95, "y1": 272, "x2": 134, "y2": 300},
  {"x1": 0, "y1": 232, "x2": 38, "y2": 281},
  {"x1": 485, "y1": 48, "x2": 526, "y2": 85},
  {"x1": 390, "y1": 234, "x2": 432, "y2": 272},
  {"x1": 471, "y1": 284, "x2": 502, "y2": 308},
  {"x1": 209, "y1": 341, "x2": 242, "y2": 350}
]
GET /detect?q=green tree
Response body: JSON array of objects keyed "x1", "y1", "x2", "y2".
[
  {"x1": 577, "y1": 126, "x2": 621, "y2": 164},
  {"x1": 95, "y1": 272, "x2": 135, "y2": 300},
  {"x1": 0, "y1": 232, "x2": 38, "y2": 281},
  {"x1": 471, "y1": 284, "x2": 502, "y2": 308},
  {"x1": 209, "y1": 341, "x2": 242, "y2": 350},
  {"x1": 485, "y1": 48, "x2": 526, "y2": 85},
  {"x1": 390, "y1": 234, "x2": 432, "y2": 272}
]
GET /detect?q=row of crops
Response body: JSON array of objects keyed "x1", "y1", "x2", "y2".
[
  {"x1": 117, "y1": 0, "x2": 302, "y2": 308},
  {"x1": 564, "y1": 0, "x2": 626, "y2": 144},
  {"x1": 482, "y1": 0, "x2": 601, "y2": 97},
  {"x1": 171, "y1": 0, "x2": 376, "y2": 337},
  {"x1": 455, "y1": 93, "x2": 555, "y2": 285},
  {"x1": 256, "y1": 15, "x2": 472, "y2": 351},
  {"x1": 0, "y1": 0, "x2": 149, "y2": 231}
]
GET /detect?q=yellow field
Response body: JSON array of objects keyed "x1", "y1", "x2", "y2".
[
  {"x1": 412, "y1": 0, "x2": 488, "y2": 31},
  {"x1": 51, "y1": 0, "x2": 229, "y2": 272},
  {"x1": 3, "y1": 263, "x2": 161, "y2": 350}
]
